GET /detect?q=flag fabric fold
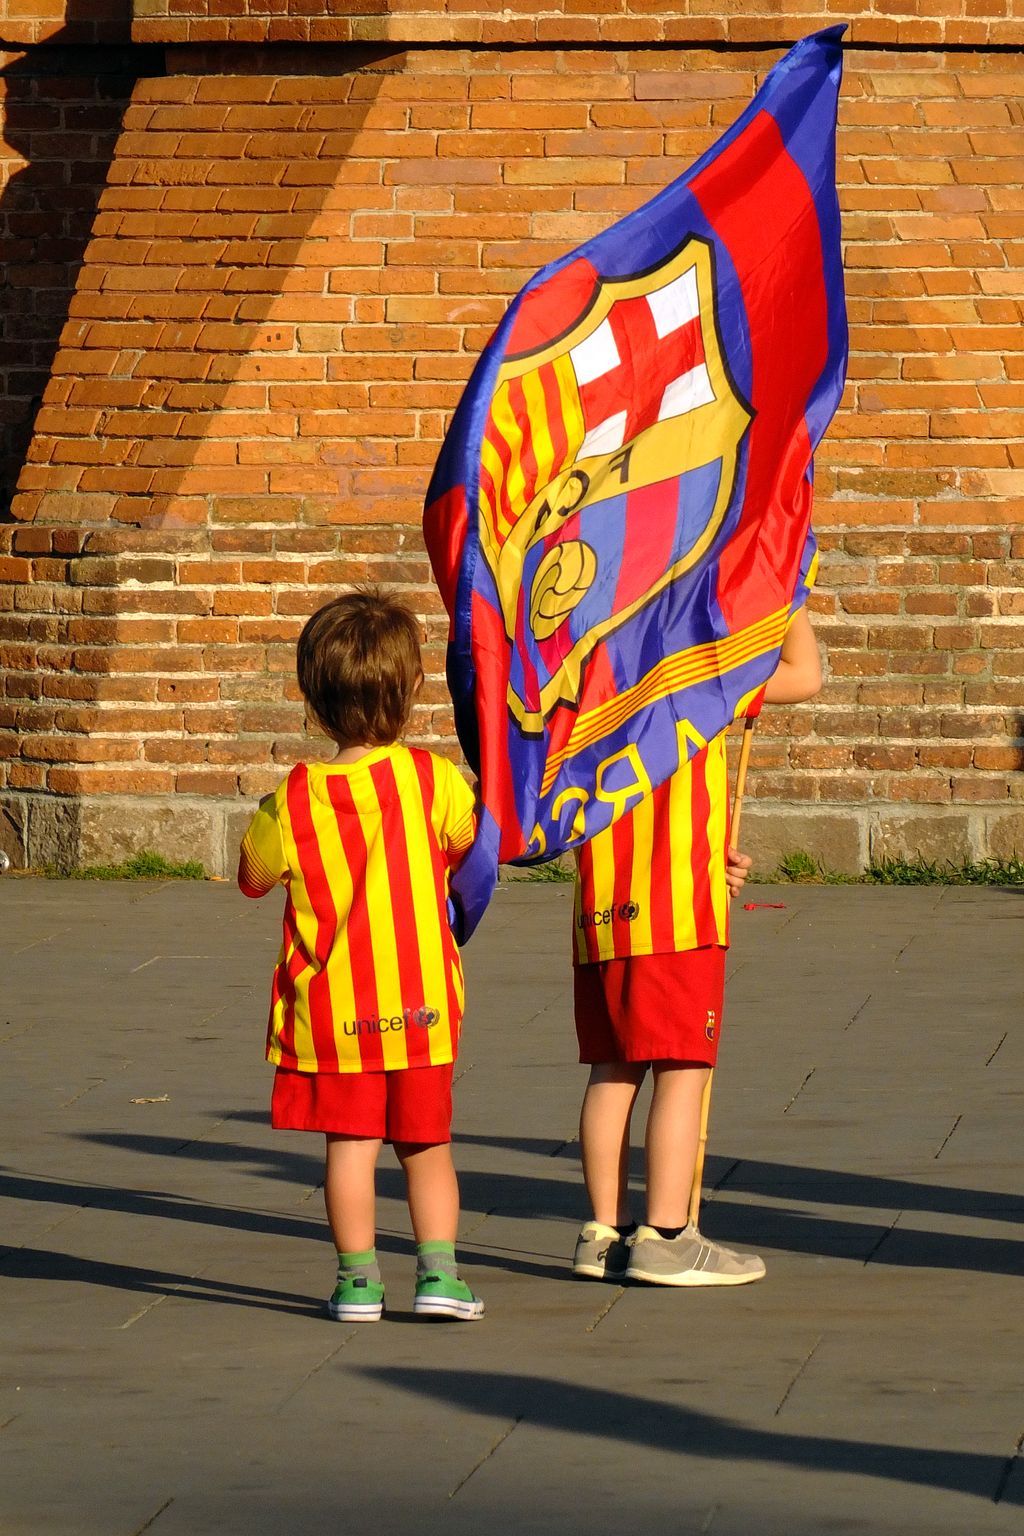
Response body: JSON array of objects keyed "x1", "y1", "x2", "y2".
[{"x1": 425, "y1": 27, "x2": 848, "y2": 940}]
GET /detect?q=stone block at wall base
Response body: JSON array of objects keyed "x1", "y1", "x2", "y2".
[
  {"x1": 0, "y1": 798, "x2": 28, "y2": 869},
  {"x1": 985, "y1": 813, "x2": 1024, "y2": 861},
  {"x1": 1, "y1": 793, "x2": 228, "y2": 875},
  {"x1": 869, "y1": 813, "x2": 973, "y2": 867},
  {"x1": 736, "y1": 809, "x2": 867, "y2": 875},
  {"x1": 77, "y1": 799, "x2": 219, "y2": 872}
]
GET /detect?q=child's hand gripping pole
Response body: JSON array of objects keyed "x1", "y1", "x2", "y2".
[{"x1": 686, "y1": 714, "x2": 758, "y2": 1231}]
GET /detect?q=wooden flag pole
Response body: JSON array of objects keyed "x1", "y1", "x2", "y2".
[{"x1": 687, "y1": 713, "x2": 757, "y2": 1230}]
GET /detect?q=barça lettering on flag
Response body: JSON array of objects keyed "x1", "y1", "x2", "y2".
[{"x1": 425, "y1": 28, "x2": 848, "y2": 939}]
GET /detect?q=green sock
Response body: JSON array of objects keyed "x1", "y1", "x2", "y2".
[
  {"x1": 338, "y1": 1248, "x2": 381, "y2": 1284},
  {"x1": 416, "y1": 1240, "x2": 458, "y2": 1279}
]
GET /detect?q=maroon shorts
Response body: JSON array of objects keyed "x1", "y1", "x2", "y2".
[
  {"x1": 271, "y1": 1062, "x2": 454, "y2": 1144},
  {"x1": 574, "y1": 946, "x2": 726, "y2": 1067}
]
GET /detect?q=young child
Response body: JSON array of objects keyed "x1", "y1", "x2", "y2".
[
  {"x1": 571, "y1": 606, "x2": 823, "y2": 1287},
  {"x1": 238, "y1": 588, "x2": 484, "y2": 1323}
]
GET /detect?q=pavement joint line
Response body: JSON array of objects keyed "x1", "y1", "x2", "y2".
[
  {"x1": 773, "y1": 1332, "x2": 824, "y2": 1416},
  {"x1": 985, "y1": 1032, "x2": 1008, "y2": 1067},
  {"x1": 127, "y1": 1496, "x2": 174, "y2": 1535},
  {"x1": 456, "y1": 1204, "x2": 494, "y2": 1239},
  {"x1": 452, "y1": 1061, "x2": 474, "y2": 1085},
  {"x1": 844, "y1": 992, "x2": 872, "y2": 1031},
  {"x1": 783, "y1": 1068, "x2": 815, "y2": 1115},
  {"x1": 59, "y1": 1075, "x2": 110, "y2": 1111},
  {"x1": 1, "y1": 1414, "x2": 20, "y2": 1432},
  {"x1": 933, "y1": 1114, "x2": 963, "y2": 1160},
  {"x1": 584, "y1": 1284, "x2": 625, "y2": 1334},
  {"x1": 893, "y1": 933, "x2": 918, "y2": 963},
  {"x1": 710, "y1": 1158, "x2": 741, "y2": 1192},
  {"x1": 863, "y1": 1210, "x2": 903, "y2": 1267},
  {"x1": 447, "y1": 1414, "x2": 523, "y2": 1500},
  {"x1": 11, "y1": 931, "x2": 60, "y2": 957},
  {"x1": 130, "y1": 956, "x2": 162, "y2": 974},
  {"x1": 460, "y1": 1233, "x2": 567, "y2": 1262},
  {"x1": 276, "y1": 1331, "x2": 358, "y2": 1410},
  {"x1": 700, "y1": 1502, "x2": 719, "y2": 1533},
  {"x1": 0, "y1": 1023, "x2": 37, "y2": 1046},
  {"x1": 992, "y1": 1428, "x2": 1024, "y2": 1504},
  {"x1": 298, "y1": 1181, "x2": 324, "y2": 1206},
  {"x1": 118, "y1": 1291, "x2": 172, "y2": 1331},
  {"x1": 119, "y1": 1264, "x2": 209, "y2": 1329}
]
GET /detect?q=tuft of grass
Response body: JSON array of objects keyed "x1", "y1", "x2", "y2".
[
  {"x1": 45, "y1": 850, "x2": 207, "y2": 881},
  {"x1": 771, "y1": 850, "x2": 1024, "y2": 887},
  {"x1": 505, "y1": 856, "x2": 576, "y2": 883},
  {"x1": 866, "y1": 854, "x2": 1024, "y2": 887},
  {"x1": 777, "y1": 850, "x2": 823, "y2": 883},
  {"x1": 775, "y1": 850, "x2": 854, "y2": 885}
]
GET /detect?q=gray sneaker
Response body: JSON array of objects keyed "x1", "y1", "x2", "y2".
[
  {"x1": 626, "y1": 1223, "x2": 766, "y2": 1287},
  {"x1": 573, "y1": 1221, "x2": 631, "y2": 1281}
]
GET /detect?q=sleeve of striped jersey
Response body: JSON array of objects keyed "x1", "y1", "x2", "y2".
[
  {"x1": 438, "y1": 761, "x2": 477, "y2": 861},
  {"x1": 238, "y1": 798, "x2": 287, "y2": 898}
]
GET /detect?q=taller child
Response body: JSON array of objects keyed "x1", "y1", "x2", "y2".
[
  {"x1": 571, "y1": 607, "x2": 823, "y2": 1286},
  {"x1": 239, "y1": 589, "x2": 484, "y2": 1323}
]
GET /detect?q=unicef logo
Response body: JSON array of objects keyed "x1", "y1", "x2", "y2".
[
  {"x1": 411, "y1": 1006, "x2": 440, "y2": 1030},
  {"x1": 618, "y1": 900, "x2": 640, "y2": 923}
]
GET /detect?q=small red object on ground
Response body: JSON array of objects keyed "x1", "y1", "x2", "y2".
[{"x1": 742, "y1": 902, "x2": 787, "y2": 911}]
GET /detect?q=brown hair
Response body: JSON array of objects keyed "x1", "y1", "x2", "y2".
[{"x1": 296, "y1": 588, "x2": 422, "y2": 748}]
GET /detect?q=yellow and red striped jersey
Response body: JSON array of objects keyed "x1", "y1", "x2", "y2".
[
  {"x1": 238, "y1": 746, "x2": 475, "y2": 1074},
  {"x1": 573, "y1": 733, "x2": 730, "y2": 964}
]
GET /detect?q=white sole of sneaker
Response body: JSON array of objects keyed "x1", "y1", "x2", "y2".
[
  {"x1": 413, "y1": 1295, "x2": 485, "y2": 1320},
  {"x1": 625, "y1": 1266, "x2": 765, "y2": 1287},
  {"x1": 573, "y1": 1264, "x2": 628, "y2": 1282},
  {"x1": 327, "y1": 1301, "x2": 384, "y2": 1321}
]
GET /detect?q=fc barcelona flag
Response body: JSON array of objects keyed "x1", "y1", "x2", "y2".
[{"x1": 424, "y1": 28, "x2": 847, "y2": 939}]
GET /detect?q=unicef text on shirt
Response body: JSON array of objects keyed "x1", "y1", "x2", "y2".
[
  {"x1": 576, "y1": 901, "x2": 641, "y2": 929},
  {"x1": 340, "y1": 1006, "x2": 441, "y2": 1037}
]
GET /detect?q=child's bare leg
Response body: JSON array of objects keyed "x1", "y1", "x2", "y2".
[
  {"x1": 645, "y1": 1062, "x2": 710, "y2": 1229},
  {"x1": 395, "y1": 1141, "x2": 483, "y2": 1318},
  {"x1": 324, "y1": 1133, "x2": 382, "y2": 1252},
  {"x1": 393, "y1": 1140, "x2": 459, "y2": 1244},
  {"x1": 579, "y1": 1062, "x2": 646, "y2": 1226}
]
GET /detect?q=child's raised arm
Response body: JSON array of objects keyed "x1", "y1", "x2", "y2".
[{"x1": 763, "y1": 606, "x2": 822, "y2": 705}]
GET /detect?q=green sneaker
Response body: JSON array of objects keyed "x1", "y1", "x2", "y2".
[
  {"x1": 328, "y1": 1273, "x2": 385, "y2": 1322},
  {"x1": 413, "y1": 1269, "x2": 484, "y2": 1321}
]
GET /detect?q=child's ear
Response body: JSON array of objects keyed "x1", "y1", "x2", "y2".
[{"x1": 413, "y1": 670, "x2": 425, "y2": 696}]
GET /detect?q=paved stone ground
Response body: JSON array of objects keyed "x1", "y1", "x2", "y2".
[{"x1": 1, "y1": 876, "x2": 1022, "y2": 1536}]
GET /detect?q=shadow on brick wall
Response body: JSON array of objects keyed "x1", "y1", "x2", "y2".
[{"x1": 0, "y1": 14, "x2": 157, "y2": 519}]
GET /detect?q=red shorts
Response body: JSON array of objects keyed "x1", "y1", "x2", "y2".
[
  {"x1": 574, "y1": 946, "x2": 725, "y2": 1067},
  {"x1": 271, "y1": 1063, "x2": 454, "y2": 1144}
]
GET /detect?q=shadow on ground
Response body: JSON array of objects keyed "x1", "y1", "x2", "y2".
[
  {"x1": 362, "y1": 1365, "x2": 1022, "y2": 1506},
  {"x1": 45, "y1": 1119, "x2": 1024, "y2": 1278}
]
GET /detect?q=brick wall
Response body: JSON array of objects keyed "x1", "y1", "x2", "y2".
[
  {"x1": 129, "y1": 1, "x2": 1024, "y2": 48},
  {"x1": 0, "y1": 2, "x2": 129, "y2": 46},
  {"x1": 1, "y1": 25, "x2": 1022, "y2": 873},
  {"x1": 0, "y1": 44, "x2": 149, "y2": 509}
]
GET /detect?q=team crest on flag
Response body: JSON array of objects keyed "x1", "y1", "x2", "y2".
[{"x1": 481, "y1": 237, "x2": 751, "y2": 734}]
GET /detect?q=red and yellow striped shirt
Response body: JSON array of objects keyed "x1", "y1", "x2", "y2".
[
  {"x1": 238, "y1": 746, "x2": 475, "y2": 1073},
  {"x1": 573, "y1": 733, "x2": 730, "y2": 964}
]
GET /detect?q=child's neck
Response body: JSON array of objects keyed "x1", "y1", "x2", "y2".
[{"x1": 330, "y1": 740, "x2": 395, "y2": 766}]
